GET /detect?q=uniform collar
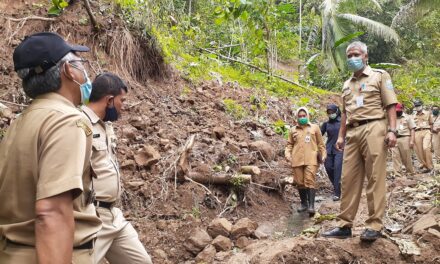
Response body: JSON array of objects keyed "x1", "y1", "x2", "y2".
[
  {"x1": 81, "y1": 105, "x2": 100, "y2": 124},
  {"x1": 350, "y1": 65, "x2": 372, "y2": 80},
  {"x1": 35, "y1": 92, "x2": 76, "y2": 108}
]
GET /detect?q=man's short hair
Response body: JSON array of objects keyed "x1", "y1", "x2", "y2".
[
  {"x1": 346, "y1": 41, "x2": 368, "y2": 54},
  {"x1": 89, "y1": 72, "x2": 128, "y2": 102}
]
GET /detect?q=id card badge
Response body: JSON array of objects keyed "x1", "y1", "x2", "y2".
[
  {"x1": 305, "y1": 135, "x2": 311, "y2": 143},
  {"x1": 356, "y1": 95, "x2": 364, "y2": 108}
]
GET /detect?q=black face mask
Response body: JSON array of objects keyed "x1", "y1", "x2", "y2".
[
  {"x1": 103, "y1": 106, "x2": 118, "y2": 122},
  {"x1": 397, "y1": 111, "x2": 403, "y2": 117}
]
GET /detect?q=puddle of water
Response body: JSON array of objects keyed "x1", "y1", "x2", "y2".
[{"x1": 286, "y1": 212, "x2": 315, "y2": 235}]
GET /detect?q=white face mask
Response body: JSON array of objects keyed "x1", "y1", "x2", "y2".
[{"x1": 415, "y1": 106, "x2": 423, "y2": 112}]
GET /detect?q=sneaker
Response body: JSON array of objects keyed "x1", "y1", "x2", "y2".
[
  {"x1": 360, "y1": 229, "x2": 381, "y2": 242},
  {"x1": 322, "y1": 227, "x2": 352, "y2": 239}
]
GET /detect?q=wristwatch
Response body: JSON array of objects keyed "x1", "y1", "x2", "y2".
[{"x1": 387, "y1": 128, "x2": 398, "y2": 136}]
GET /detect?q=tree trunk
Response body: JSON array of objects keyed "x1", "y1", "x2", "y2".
[{"x1": 187, "y1": 172, "x2": 251, "y2": 185}]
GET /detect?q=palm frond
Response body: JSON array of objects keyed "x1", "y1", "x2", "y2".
[
  {"x1": 337, "y1": 13, "x2": 399, "y2": 43},
  {"x1": 391, "y1": 0, "x2": 440, "y2": 28}
]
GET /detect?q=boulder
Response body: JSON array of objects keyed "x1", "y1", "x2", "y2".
[
  {"x1": 134, "y1": 145, "x2": 161, "y2": 168},
  {"x1": 195, "y1": 245, "x2": 216, "y2": 263},
  {"x1": 212, "y1": 126, "x2": 226, "y2": 139},
  {"x1": 122, "y1": 124, "x2": 138, "y2": 140},
  {"x1": 231, "y1": 218, "x2": 258, "y2": 239},
  {"x1": 211, "y1": 235, "x2": 233, "y2": 251},
  {"x1": 412, "y1": 214, "x2": 438, "y2": 234},
  {"x1": 119, "y1": 159, "x2": 136, "y2": 170},
  {"x1": 207, "y1": 218, "x2": 232, "y2": 238},
  {"x1": 235, "y1": 236, "x2": 251, "y2": 249},
  {"x1": 249, "y1": 141, "x2": 275, "y2": 161},
  {"x1": 184, "y1": 228, "x2": 213, "y2": 254}
]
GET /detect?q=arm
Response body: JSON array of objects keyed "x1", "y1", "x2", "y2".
[
  {"x1": 35, "y1": 191, "x2": 74, "y2": 264},
  {"x1": 320, "y1": 122, "x2": 327, "y2": 136},
  {"x1": 410, "y1": 129, "x2": 415, "y2": 149},
  {"x1": 335, "y1": 105, "x2": 347, "y2": 151},
  {"x1": 284, "y1": 129, "x2": 295, "y2": 161},
  {"x1": 385, "y1": 104, "x2": 397, "y2": 148},
  {"x1": 316, "y1": 125, "x2": 327, "y2": 162}
]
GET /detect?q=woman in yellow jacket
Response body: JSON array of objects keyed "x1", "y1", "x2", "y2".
[{"x1": 285, "y1": 107, "x2": 327, "y2": 216}]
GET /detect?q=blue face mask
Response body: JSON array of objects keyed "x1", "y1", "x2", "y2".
[
  {"x1": 70, "y1": 64, "x2": 92, "y2": 104},
  {"x1": 104, "y1": 106, "x2": 118, "y2": 122},
  {"x1": 347, "y1": 57, "x2": 364, "y2": 72}
]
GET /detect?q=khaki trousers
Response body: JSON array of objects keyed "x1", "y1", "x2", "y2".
[
  {"x1": 0, "y1": 239, "x2": 94, "y2": 264},
  {"x1": 337, "y1": 120, "x2": 387, "y2": 231},
  {"x1": 391, "y1": 136, "x2": 415, "y2": 177},
  {"x1": 414, "y1": 130, "x2": 433, "y2": 170},
  {"x1": 433, "y1": 132, "x2": 440, "y2": 162},
  {"x1": 292, "y1": 165, "x2": 318, "y2": 189},
  {"x1": 95, "y1": 207, "x2": 152, "y2": 264}
]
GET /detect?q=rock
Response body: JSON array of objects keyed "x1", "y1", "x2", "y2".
[
  {"x1": 249, "y1": 141, "x2": 275, "y2": 161},
  {"x1": 231, "y1": 218, "x2": 258, "y2": 239},
  {"x1": 120, "y1": 159, "x2": 136, "y2": 170},
  {"x1": 122, "y1": 124, "x2": 138, "y2": 140},
  {"x1": 263, "y1": 127, "x2": 275, "y2": 136},
  {"x1": 412, "y1": 214, "x2": 438, "y2": 234},
  {"x1": 126, "y1": 181, "x2": 144, "y2": 190},
  {"x1": 427, "y1": 228, "x2": 440, "y2": 239},
  {"x1": 211, "y1": 235, "x2": 233, "y2": 251},
  {"x1": 185, "y1": 228, "x2": 213, "y2": 254},
  {"x1": 213, "y1": 126, "x2": 226, "y2": 139},
  {"x1": 134, "y1": 145, "x2": 161, "y2": 168},
  {"x1": 207, "y1": 218, "x2": 232, "y2": 238},
  {"x1": 195, "y1": 244, "x2": 216, "y2": 263},
  {"x1": 214, "y1": 251, "x2": 230, "y2": 262},
  {"x1": 153, "y1": 249, "x2": 168, "y2": 260},
  {"x1": 156, "y1": 220, "x2": 167, "y2": 231},
  {"x1": 159, "y1": 138, "x2": 170, "y2": 146},
  {"x1": 238, "y1": 142, "x2": 249, "y2": 148},
  {"x1": 0, "y1": 103, "x2": 13, "y2": 119},
  {"x1": 254, "y1": 224, "x2": 271, "y2": 239},
  {"x1": 235, "y1": 236, "x2": 251, "y2": 248}
]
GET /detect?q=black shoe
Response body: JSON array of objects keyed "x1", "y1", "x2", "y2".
[
  {"x1": 332, "y1": 195, "x2": 340, "y2": 201},
  {"x1": 307, "y1": 189, "x2": 315, "y2": 216},
  {"x1": 421, "y1": 168, "x2": 432, "y2": 173},
  {"x1": 297, "y1": 189, "x2": 308, "y2": 212},
  {"x1": 322, "y1": 227, "x2": 352, "y2": 239},
  {"x1": 360, "y1": 229, "x2": 381, "y2": 242}
]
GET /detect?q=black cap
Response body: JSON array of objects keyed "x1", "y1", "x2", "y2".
[
  {"x1": 13, "y1": 32, "x2": 89, "y2": 76},
  {"x1": 413, "y1": 99, "x2": 423, "y2": 107}
]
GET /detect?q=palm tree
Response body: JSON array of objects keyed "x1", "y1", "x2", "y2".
[
  {"x1": 391, "y1": 0, "x2": 440, "y2": 28},
  {"x1": 320, "y1": 0, "x2": 399, "y2": 72}
]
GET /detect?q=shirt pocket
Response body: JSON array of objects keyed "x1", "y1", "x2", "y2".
[
  {"x1": 360, "y1": 84, "x2": 380, "y2": 102},
  {"x1": 92, "y1": 140, "x2": 107, "y2": 151}
]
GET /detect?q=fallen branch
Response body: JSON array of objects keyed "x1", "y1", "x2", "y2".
[
  {"x1": 83, "y1": 0, "x2": 99, "y2": 31},
  {"x1": 187, "y1": 172, "x2": 251, "y2": 185},
  {"x1": 0, "y1": 100, "x2": 28, "y2": 107},
  {"x1": 250, "y1": 182, "x2": 278, "y2": 191},
  {"x1": 198, "y1": 47, "x2": 308, "y2": 90},
  {"x1": 2, "y1": 15, "x2": 56, "y2": 22}
]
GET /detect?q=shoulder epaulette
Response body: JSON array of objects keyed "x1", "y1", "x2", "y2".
[{"x1": 371, "y1": 68, "x2": 386, "y2": 73}]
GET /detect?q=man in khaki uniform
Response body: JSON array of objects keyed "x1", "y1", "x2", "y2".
[
  {"x1": 81, "y1": 73, "x2": 152, "y2": 264},
  {"x1": 322, "y1": 41, "x2": 397, "y2": 241},
  {"x1": 431, "y1": 105, "x2": 439, "y2": 164},
  {"x1": 412, "y1": 100, "x2": 433, "y2": 173},
  {"x1": 285, "y1": 107, "x2": 326, "y2": 216},
  {"x1": 0, "y1": 32, "x2": 101, "y2": 263},
  {"x1": 391, "y1": 103, "x2": 415, "y2": 177}
]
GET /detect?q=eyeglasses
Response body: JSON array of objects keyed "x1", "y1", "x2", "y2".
[{"x1": 67, "y1": 58, "x2": 90, "y2": 72}]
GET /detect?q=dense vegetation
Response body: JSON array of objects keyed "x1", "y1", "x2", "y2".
[{"x1": 64, "y1": 1, "x2": 440, "y2": 105}]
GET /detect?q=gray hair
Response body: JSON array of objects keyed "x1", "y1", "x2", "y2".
[
  {"x1": 16, "y1": 52, "x2": 77, "y2": 99},
  {"x1": 346, "y1": 41, "x2": 368, "y2": 54}
]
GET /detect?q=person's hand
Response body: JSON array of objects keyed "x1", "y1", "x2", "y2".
[
  {"x1": 335, "y1": 137, "x2": 345, "y2": 151},
  {"x1": 385, "y1": 132, "x2": 397, "y2": 148},
  {"x1": 409, "y1": 140, "x2": 414, "y2": 149}
]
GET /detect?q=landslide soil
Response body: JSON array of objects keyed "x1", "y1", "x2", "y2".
[{"x1": 0, "y1": 1, "x2": 439, "y2": 264}]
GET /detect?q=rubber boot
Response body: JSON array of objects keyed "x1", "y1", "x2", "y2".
[
  {"x1": 297, "y1": 189, "x2": 308, "y2": 212},
  {"x1": 308, "y1": 188, "x2": 316, "y2": 217}
]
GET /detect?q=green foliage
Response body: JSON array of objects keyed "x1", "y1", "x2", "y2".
[
  {"x1": 190, "y1": 205, "x2": 201, "y2": 219},
  {"x1": 48, "y1": 0, "x2": 68, "y2": 16},
  {"x1": 249, "y1": 95, "x2": 267, "y2": 111},
  {"x1": 223, "y1": 99, "x2": 248, "y2": 119},
  {"x1": 230, "y1": 175, "x2": 246, "y2": 189},
  {"x1": 272, "y1": 119, "x2": 290, "y2": 139}
]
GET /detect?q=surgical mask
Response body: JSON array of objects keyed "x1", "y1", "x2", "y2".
[
  {"x1": 397, "y1": 111, "x2": 403, "y2": 117},
  {"x1": 415, "y1": 106, "x2": 423, "y2": 112},
  {"x1": 298, "y1": 117, "x2": 308, "y2": 125},
  {"x1": 70, "y1": 64, "x2": 92, "y2": 105},
  {"x1": 329, "y1": 113, "x2": 337, "y2": 120},
  {"x1": 104, "y1": 106, "x2": 118, "y2": 122},
  {"x1": 433, "y1": 109, "x2": 439, "y2": 116},
  {"x1": 347, "y1": 57, "x2": 364, "y2": 72}
]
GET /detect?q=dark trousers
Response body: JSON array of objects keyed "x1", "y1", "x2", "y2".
[{"x1": 324, "y1": 151, "x2": 343, "y2": 197}]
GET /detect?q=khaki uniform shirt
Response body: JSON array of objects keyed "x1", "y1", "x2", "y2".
[
  {"x1": 81, "y1": 106, "x2": 120, "y2": 203},
  {"x1": 433, "y1": 115, "x2": 440, "y2": 131},
  {"x1": 341, "y1": 66, "x2": 398, "y2": 124},
  {"x1": 0, "y1": 93, "x2": 101, "y2": 246},
  {"x1": 413, "y1": 110, "x2": 433, "y2": 129},
  {"x1": 285, "y1": 123, "x2": 326, "y2": 167},
  {"x1": 397, "y1": 113, "x2": 415, "y2": 136}
]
